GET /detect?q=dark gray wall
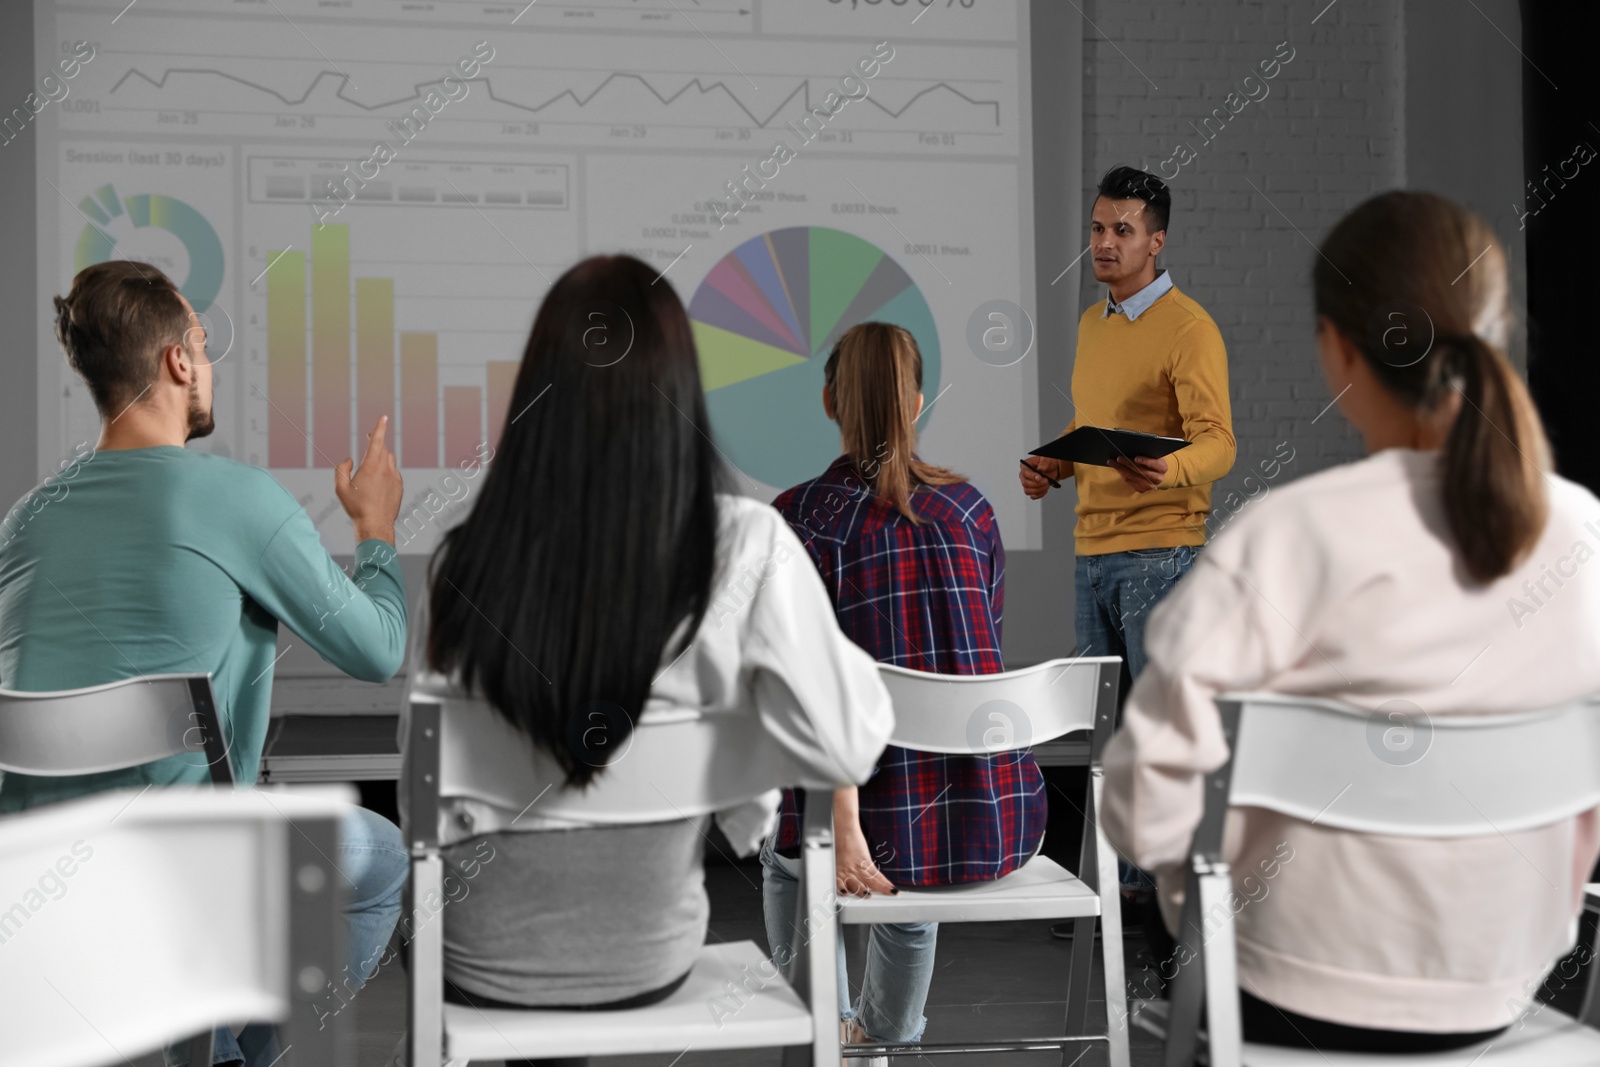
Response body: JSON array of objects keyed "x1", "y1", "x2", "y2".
[
  {"x1": 1, "y1": 5, "x2": 38, "y2": 516},
  {"x1": 1404, "y1": 0, "x2": 1526, "y2": 372},
  {"x1": 1002, "y1": 0, "x2": 1406, "y2": 666},
  {"x1": 1000, "y1": 0, "x2": 1527, "y2": 667}
]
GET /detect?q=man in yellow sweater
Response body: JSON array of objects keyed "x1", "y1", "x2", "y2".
[
  {"x1": 1022, "y1": 164, "x2": 1234, "y2": 679},
  {"x1": 1021, "y1": 165, "x2": 1234, "y2": 910}
]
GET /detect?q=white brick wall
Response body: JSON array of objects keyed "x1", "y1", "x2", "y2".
[{"x1": 1074, "y1": 0, "x2": 1404, "y2": 503}]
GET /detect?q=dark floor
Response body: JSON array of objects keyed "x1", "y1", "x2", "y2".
[
  {"x1": 126, "y1": 855, "x2": 1600, "y2": 1067},
  {"x1": 128, "y1": 772, "x2": 1600, "y2": 1067}
]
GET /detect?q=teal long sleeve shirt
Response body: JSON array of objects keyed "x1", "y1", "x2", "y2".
[{"x1": 0, "y1": 446, "x2": 407, "y2": 811}]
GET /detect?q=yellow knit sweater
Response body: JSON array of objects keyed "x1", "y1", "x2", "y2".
[{"x1": 1064, "y1": 285, "x2": 1235, "y2": 554}]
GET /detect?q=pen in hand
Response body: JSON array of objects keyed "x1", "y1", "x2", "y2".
[{"x1": 1020, "y1": 459, "x2": 1061, "y2": 489}]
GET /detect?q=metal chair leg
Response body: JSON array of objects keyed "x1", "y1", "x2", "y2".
[
  {"x1": 1063, "y1": 916, "x2": 1097, "y2": 1035},
  {"x1": 284, "y1": 813, "x2": 350, "y2": 1066},
  {"x1": 407, "y1": 855, "x2": 446, "y2": 1067},
  {"x1": 1163, "y1": 865, "x2": 1207, "y2": 1067},
  {"x1": 1197, "y1": 868, "x2": 1242, "y2": 1067},
  {"x1": 1580, "y1": 905, "x2": 1600, "y2": 1029},
  {"x1": 803, "y1": 793, "x2": 842, "y2": 1067},
  {"x1": 1092, "y1": 772, "x2": 1131, "y2": 1067}
]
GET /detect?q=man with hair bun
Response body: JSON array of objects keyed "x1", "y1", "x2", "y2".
[{"x1": 3, "y1": 259, "x2": 410, "y2": 1067}]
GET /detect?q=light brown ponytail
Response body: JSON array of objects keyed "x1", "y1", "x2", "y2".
[
  {"x1": 824, "y1": 322, "x2": 962, "y2": 523},
  {"x1": 1314, "y1": 191, "x2": 1549, "y2": 584},
  {"x1": 1439, "y1": 334, "x2": 1549, "y2": 583}
]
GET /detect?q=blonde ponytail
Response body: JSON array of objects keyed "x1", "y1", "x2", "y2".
[{"x1": 824, "y1": 322, "x2": 962, "y2": 523}]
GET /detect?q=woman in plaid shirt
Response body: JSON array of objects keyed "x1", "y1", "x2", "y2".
[{"x1": 760, "y1": 322, "x2": 1047, "y2": 1049}]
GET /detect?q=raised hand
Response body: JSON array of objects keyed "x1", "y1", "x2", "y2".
[{"x1": 334, "y1": 415, "x2": 404, "y2": 544}]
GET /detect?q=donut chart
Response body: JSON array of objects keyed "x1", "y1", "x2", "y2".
[
  {"x1": 689, "y1": 226, "x2": 939, "y2": 490},
  {"x1": 74, "y1": 185, "x2": 225, "y2": 314}
]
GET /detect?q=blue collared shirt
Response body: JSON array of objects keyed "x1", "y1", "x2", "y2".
[{"x1": 1102, "y1": 268, "x2": 1173, "y2": 321}]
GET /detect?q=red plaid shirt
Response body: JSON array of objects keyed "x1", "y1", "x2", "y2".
[{"x1": 771, "y1": 456, "x2": 1046, "y2": 886}]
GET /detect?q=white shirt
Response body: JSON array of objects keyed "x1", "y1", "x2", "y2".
[
  {"x1": 399, "y1": 494, "x2": 894, "y2": 854},
  {"x1": 1103, "y1": 448, "x2": 1600, "y2": 1031}
]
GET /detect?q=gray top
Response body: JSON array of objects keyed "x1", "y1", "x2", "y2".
[{"x1": 441, "y1": 818, "x2": 708, "y2": 1006}]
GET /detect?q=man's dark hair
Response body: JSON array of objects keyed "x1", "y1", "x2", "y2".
[
  {"x1": 1096, "y1": 165, "x2": 1171, "y2": 235},
  {"x1": 53, "y1": 260, "x2": 189, "y2": 416}
]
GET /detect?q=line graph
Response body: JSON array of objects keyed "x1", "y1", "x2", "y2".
[
  {"x1": 58, "y1": 13, "x2": 1021, "y2": 153},
  {"x1": 74, "y1": 0, "x2": 758, "y2": 32},
  {"x1": 104, "y1": 68, "x2": 1003, "y2": 132}
]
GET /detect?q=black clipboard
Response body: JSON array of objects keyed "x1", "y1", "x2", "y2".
[{"x1": 1030, "y1": 426, "x2": 1190, "y2": 467}]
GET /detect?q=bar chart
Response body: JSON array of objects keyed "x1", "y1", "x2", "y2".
[{"x1": 263, "y1": 221, "x2": 526, "y2": 471}]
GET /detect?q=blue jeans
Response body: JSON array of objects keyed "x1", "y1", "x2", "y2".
[
  {"x1": 759, "y1": 835, "x2": 936, "y2": 1043},
  {"x1": 1076, "y1": 545, "x2": 1198, "y2": 890},
  {"x1": 1074, "y1": 545, "x2": 1198, "y2": 683},
  {"x1": 169, "y1": 805, "x2": 409, "y2": 1066}
]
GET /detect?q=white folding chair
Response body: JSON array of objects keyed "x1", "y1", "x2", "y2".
[
  {"x1": 403, "y1": 674, "x2": 846, "y2": 1067},
  {"x1": 0, "y1": 785, "x2": 354, "y2": 1067},
  {"x1": 0, "y1": 672, "x2": 238, "y2": 1063},
  {"x1": 0, "y1": 673, "x2": 234, "y2": 786},
  {"x1": 836, "y1": 656, "x2": 1129, "y2": 1067},
  {"x1": 1148, "y1": 691, "x2": 1600, "y2": 1067}
]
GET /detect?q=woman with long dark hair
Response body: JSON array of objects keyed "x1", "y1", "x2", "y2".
[
  {"x1": 760, "y1": 322, "x2": 1041, "y2": 1050},
  {"x1": 400, "y1": 255, "x2": 892, "y2": 1064},
  {"x1": 1101, "y1": 191, "x2": 1600, "y2": 1051}
]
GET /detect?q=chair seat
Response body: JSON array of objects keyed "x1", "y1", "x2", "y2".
[
  {"x1": 442, "y1": 940, "x2": 812, "y2": 1059},
  {"x1": 838, "y1": 854, "x2": 1099, "y2": 925},
  {"x1": 1131, "y1": 999, "x2": 1600, "y2": 1066}
]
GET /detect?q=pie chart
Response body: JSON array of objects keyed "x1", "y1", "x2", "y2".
[{"x1": 689, "y1": 226, "x2": 939, "y2": 490}]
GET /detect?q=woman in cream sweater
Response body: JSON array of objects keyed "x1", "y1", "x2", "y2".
[{"x1": 1101, "y1": 190, "x2": 1600, "y2": 1052}]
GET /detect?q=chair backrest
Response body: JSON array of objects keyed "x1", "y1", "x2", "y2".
[
  {"x1": 405, "y1": 671, "x2": 808, "y2": 848},
  {"x1": 0, "y1": 674, "x2": 232, "y2": 784},
  {"x1": 1198, "y1": 691, "x2": 1600, "y2": 857},
  {"x1": 1165, "y1": 690, "x2": 1600, "y2": 1067},
  {"x1": 876, "y1": 656, "x2": 1121, "y2": 757},
  {"x1": 0, "y1": 785, "x2": 353, "y2": 1067},
  {"x1": 404, "y1": 671, "x2": 847, "y2": 1066}
]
